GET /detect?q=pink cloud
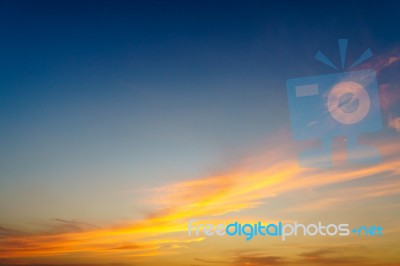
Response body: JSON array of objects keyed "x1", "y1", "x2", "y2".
[{"x1": 388, "y1": 116, "x2": 400, "y2": 133}]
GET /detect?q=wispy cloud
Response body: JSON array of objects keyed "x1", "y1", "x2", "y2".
[
  {"x1": 214, "y1": 245, "x2": 398, "y2": 266},
  {"x1": 1, "y1": 132, "x2": 400, "y2": 264},
  {"x1": 299, "y1": 246, "x2": 367, "y2": 265},
  {"x1": 369, "y1": 47, "x2": 400, "y2": 134},
  {"x1": 0, "y1": 226, "x2": 25, "y2": 237},
  {"x1": 284, "y1": 176, "x2": 400, "y2": 212},
  {"x1": 358, "y1": 47, "x2": 400, "y2": 73},
  {"x1": 232, "y1": 255, "x2": 284, "y2": 266},
  {"x1": 388, "y1": 116, "x2": 400, "y2": 133}
]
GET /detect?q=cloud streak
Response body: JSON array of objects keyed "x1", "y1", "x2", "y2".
[{"x1": 0, "y1": 133, "x2": 399, "y2": 264}]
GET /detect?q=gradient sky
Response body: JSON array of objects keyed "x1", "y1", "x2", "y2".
[{"x1": 0, "y1": 1, "x2": 399, "y2": 266}]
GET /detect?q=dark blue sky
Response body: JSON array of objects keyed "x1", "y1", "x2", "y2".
[{"x1": 0, "y1": 0, "x2": 399, "y2": 222}]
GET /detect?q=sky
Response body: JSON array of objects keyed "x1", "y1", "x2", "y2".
[{"x1": 0, "y1": 1, "x2": 399, "y2": 265}]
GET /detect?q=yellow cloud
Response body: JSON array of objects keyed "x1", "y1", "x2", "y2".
[{"x1": 1, "y1": 136, "x2": 399, "y2": 264}]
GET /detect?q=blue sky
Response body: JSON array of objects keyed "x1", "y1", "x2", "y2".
[
  {"x1": 0, "y1": 2, "x2": 399, "y2": 265},
  {"x1": 1, "y1": 0, "x2": 400, "y2": 218}
]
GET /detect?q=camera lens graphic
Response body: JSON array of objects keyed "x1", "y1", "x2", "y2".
[{"x1": 327, "y1": 81, "x2": 371, "y2": 125}]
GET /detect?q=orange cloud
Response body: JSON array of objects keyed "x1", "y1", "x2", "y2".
[
  {"x1": 357, "y1": 46, "x2": 400, "y2": 73},
  {"x1": 0, "y1": 136, "x2": 399, "y2": 264}
]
